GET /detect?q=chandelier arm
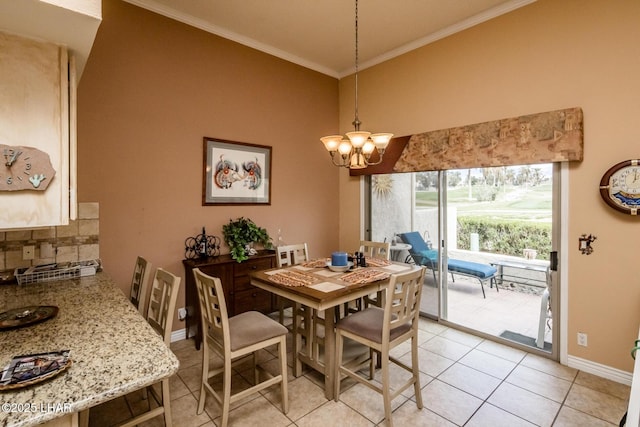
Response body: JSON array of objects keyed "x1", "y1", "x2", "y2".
[
  {"x1": 328, "y1": 151, "x2": 351, "y2": 168},
  {"x1": 364, "y1": 158, "x2": 383, "y2": 166}
]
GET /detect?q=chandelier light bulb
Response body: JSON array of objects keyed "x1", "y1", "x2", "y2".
[
  {"x1": 362, "y1": 141, "x2": 375, "y2": 155},
  {"x1": 338, "y1": 140, "x2": 353, "y2": 155},
  {"x1": 346, "y1": 131, "x2": 371, "y2": 148},
  {"x1": 370, "y1": 133, "x2": 393, "y2": 149}
]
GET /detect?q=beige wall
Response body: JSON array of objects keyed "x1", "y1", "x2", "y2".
[
  {"x1": 77, "y1": 0, "x2": 640, "y2": 373},
  {"x1": 77, "y1": 0, "x2": 340, "y2": 331},
  {"x1": 339, "y1": 0, "x2": 640, "y2": 372}
]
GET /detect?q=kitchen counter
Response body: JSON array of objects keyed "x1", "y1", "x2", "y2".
[{"x1": 0, "y1": 272, "x2": 180, "y2": 427}]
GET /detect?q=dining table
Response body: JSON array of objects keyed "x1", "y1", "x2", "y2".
[
  {"x1": 0, "y1": 272, "x2": 179, "y2": 427},
  {"x1": 249, "y1": 257, "x2": 421, "y2": 400}
]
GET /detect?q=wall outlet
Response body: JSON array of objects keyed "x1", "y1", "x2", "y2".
[
  {"x1": 177, "y1": 307, "x2": 187, "y2": 321},
  {"x1": 22, "y1": 245, "x2": 35, "y2": 260},
  {"x1": 577, "y1": 332, "x2": 588, "y2": 347}
]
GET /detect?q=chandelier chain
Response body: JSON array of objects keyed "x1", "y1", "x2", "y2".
[
  {"x1": 319, "y1": 0, "x2": 393, "y2": 169},
  {"x1": 353, "y1": 0, "x2": 360, "y2": 130}
]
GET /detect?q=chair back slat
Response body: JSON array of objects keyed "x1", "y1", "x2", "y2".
[
  {"x1": 276, "y1": 243, "x2": 309, "y2": 267},
  {"x1": 385, "y1": 267, "x2": 425, "y2": 333},
  {"x1": 193, "y1": 268, "x2": 230, "y2": 351},
  {"x1": 146, "y1": 268, "x2": 181, "y2": 345},
  {"x1": 130, "y1": 256, "x2": 152, "y2": 316},
  {"x1": 359, "y1": 240, "x2": 390, "y2": 260}
]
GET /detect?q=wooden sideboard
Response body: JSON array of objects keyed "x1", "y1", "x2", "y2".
[{"x1": 182, "y1": 250, "x2": 276, "y2": 349}]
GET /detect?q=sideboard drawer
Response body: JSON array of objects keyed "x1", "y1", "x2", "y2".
[
  {"x1": 234, "y1": 274, "x2": 255, "y2": 292},
  {"x1": 234, "y1": 258, "x2": 273, "y2": 277},
  {"x1": 233, "y1": 288, "x2": 273, "y2": 314}
]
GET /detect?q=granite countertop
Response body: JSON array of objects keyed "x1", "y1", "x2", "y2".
[{"x1": 0, "y1": 272, "x2": 180, "y2": 427}]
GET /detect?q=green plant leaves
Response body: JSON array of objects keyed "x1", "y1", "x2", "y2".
[{"x1": 222, "y1": 217, "x2": 272, "y2": 262}]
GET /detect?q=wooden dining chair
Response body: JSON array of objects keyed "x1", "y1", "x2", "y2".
[
  {"x1": 351, "y1": 240, "x2": 391, "y2": 312},
  {"x1": 334, "y1": 266, "x2": 426, "y2": 427},
  {"x1": 192, "y1": 268, "x2": 288, "y2": 427},
  {"x1": 129, "y1": 256, "x2": 152, "y2": 317},
  {"x1": 275, "y1": 243, "x2": 313, "y2": 371},
  {"x1": 120, "y1": 268, "x2": 181, "y2": 427},
  {"x1": 275, "y1": 243, "x2": 310, "y2": 325},
  {"x1": 359, "y1": 240, "x2": 391, "y2": 261}
]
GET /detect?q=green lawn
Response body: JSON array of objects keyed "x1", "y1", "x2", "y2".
[{"x1": 416, "y1": 183, "x2": 552, "y2": 222}]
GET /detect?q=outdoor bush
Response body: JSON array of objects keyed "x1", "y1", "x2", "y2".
[
  {"x1": 474, "y1": 185, "x2": 498, "y2": 202},
  {"x1": 457, "y1": 217, "x2": 551, "y2": 259}
]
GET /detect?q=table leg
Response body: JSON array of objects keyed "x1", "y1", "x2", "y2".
[
  {"x1": 292, "y1": 302, "x2": 303, "y2": 377},
  {"x1": 324, "y1": 309, "x2": 336, "y2": 400}
]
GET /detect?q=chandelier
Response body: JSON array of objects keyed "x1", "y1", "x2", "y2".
[{"x1": 320, "y1": 0, "x2": 393, "y2": 169}]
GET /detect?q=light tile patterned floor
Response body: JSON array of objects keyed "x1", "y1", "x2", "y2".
[{"x1": 89, "y1": 317, "x2": 629, "y2": 427}]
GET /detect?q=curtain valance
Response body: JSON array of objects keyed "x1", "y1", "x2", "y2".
[{"x1": 351, "y1": 107, "x2": 583, "y2": 176}]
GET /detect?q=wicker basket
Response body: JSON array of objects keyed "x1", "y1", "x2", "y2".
[{"x1": 14, "y1": 259, "x2": 100, "y2": 285}]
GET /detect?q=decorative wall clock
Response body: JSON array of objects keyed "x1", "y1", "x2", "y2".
[
  {"x1": 0, "y1": 144, "x2": 56, "y2": 191},
  {"x1": 599, "y1": 159, "x2": 640, "y2": 215}
]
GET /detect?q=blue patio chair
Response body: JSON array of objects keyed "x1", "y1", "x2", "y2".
[{"x1": 398, "y1": 232, "x2": 498, "y2": 298}]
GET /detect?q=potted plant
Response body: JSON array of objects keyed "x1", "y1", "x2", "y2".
[{"x1": 222, "y1": 217, "x2": 273, "y2": 262}]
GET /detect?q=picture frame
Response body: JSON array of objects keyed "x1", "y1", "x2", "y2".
[{"x1": 202, "y1": 137, "x2": 272, "y2": 205}]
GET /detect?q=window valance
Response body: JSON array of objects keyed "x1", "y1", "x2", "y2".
[{"x1": 350, "y1": 107, "x2": 583, "y2": 176}]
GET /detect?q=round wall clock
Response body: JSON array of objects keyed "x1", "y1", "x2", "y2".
[
  {"x1": 599, "y1": 159, "x2": 640, "y2": 215},
  {"x1": 0, "y1": 144, "x2": 56, "y2": 191}
]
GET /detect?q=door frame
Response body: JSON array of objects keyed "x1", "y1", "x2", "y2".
[{"x1": 365, "y1": 164, "x2": 567, "y2": 362}]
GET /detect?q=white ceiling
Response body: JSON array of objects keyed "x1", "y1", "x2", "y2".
[{"x1": 125, "y1": 0, "x2": 536, "y2": 78}]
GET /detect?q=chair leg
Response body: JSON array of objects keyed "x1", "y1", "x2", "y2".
[
  {"x1": 221, "y1": 358, "x2": 232, "y2": 427},
  {"x1": 381, "y1": 353, "x2": 393, "y2": 427},
  {"x1": 369, "y1": 348, "x2": 375, "y2": 380},
  {"x1": 479, "y1": 279, "x2": 486, "y2": 298},
  {"x1": 253, "y1": 351, "x2": 259, "y2": 385},
  {"x1": 334, "y1": 331, "x2": 344, "y2": 402},
  {"x1": 197, "y1": 345, "x2": 208, "y2": 414},
  {"x1": 411, "y1": 334, "x2": 423, "y2": 409},
  {"x1": 279, "y1": 335, "x2": 289, "y2": 414},
  {"x1": 161, "y1": 378, "x2": 172, "y2": 427}
]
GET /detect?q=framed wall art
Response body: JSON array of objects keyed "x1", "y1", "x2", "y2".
[{"x1": 202, "y1": 137, "x2": 272, "y2": 205}]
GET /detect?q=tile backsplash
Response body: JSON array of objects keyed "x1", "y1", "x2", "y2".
[{"x1": 0, "y1": 202, "x2": 100, "y2": 272}]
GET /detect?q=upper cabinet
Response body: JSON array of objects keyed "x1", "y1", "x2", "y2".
[
  {"x1": 0, "y1": 0, "x2": 102, "y2": 80},
  {"x1": 0, "y1": 1, "x2": 101, "y2": 230}
]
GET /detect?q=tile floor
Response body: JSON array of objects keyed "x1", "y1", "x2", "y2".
[{"x1": 89, "y1": 316, "x2": 630, "y2": 427}]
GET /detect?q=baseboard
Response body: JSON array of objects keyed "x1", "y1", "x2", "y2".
[
  {"x1": 170, "y1": 328, "x2": 188, "y2": 343},
  {"x1": 567, "y1": 355, "x2": 632, "y2": 386}
]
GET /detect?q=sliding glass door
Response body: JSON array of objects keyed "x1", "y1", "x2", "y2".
[{"x1": 370, "y1": 164, "x2": 559, "y2": 356}]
